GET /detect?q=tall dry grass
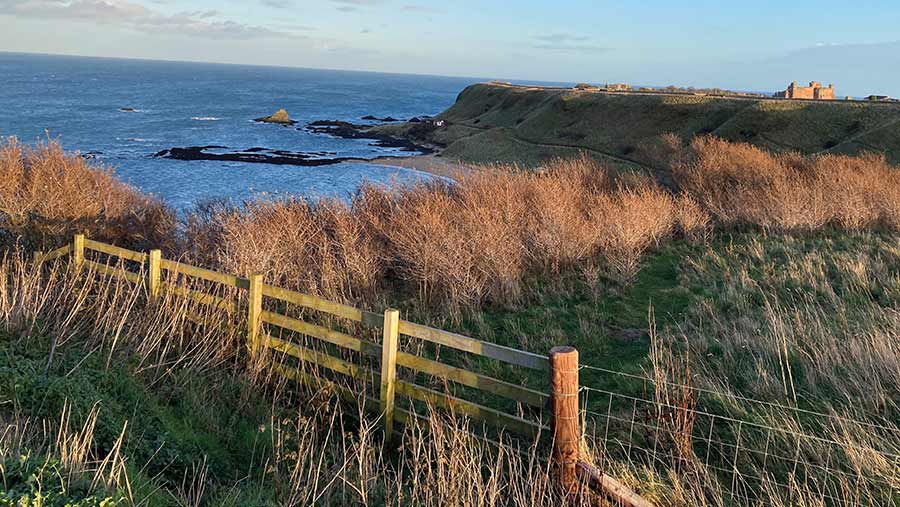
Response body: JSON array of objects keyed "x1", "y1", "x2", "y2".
[
  {"x1": 194, "y1": 156, "x2": 707, "y2": 314},
  {"x1": 621, "y1": 234, "x2": 900, "y2": 507},
  {"x1": 0, "y1": 137, "x2": 176, "y2": 252},
  {"x1": 672, "y1": 136, "x2": 900, "y2": 231},
  {"x1": 7, "y1": 135, "x2": 900, "y2": 319},
  {"x1": 0, "y1": 252, "x2": 585, "y2": 506}
]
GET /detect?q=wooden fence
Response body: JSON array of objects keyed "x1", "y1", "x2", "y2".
[{"x1": 34, "y1": 235, "x2": 652, "y2": 507}]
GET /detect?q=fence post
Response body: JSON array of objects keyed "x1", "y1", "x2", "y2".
[
  {"x1": 550, "y1": 346, "x2": 580, "y2": 493},
  {"x1": 148, "y1": 250, "x2": 161, "y2": 298},
  {"x1": 73, "y1": 234, "x2": 85, "y2": 268},
  {"x1": 380, "y1": 309, "x2": 400, "y2": 441},
  {"x1": 247, "y1": 274, "x2": 263, "y2": 356}
]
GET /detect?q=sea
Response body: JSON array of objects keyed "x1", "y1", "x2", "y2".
[{"x1": 0, "y1": 52, "x2": 493, "y2": 211}]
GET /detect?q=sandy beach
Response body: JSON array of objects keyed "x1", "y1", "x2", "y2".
[{"x1": 365, "y1": 154, "x2": 472, "y2": 180}]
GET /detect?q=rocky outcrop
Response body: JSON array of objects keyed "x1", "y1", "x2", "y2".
[
  {"x1": 306, "y1": 120, "x2": 434, "y2": 153},
  {"x1": 254, "y1": 108, "x2": 297, "y2": 125},
  {"x1": 361, "y1": 115, "x2": 401, "y2": 122},
  {"x1": 154, "y1": 146, "x2": 361, "y2": 166}
]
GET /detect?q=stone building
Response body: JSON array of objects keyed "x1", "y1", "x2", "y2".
[{"x1": 775, "y1": 81, "x2": 835, "y2": 100}]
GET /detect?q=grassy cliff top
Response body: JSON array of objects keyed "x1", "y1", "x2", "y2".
[{"x1": 388, "y1": 83, "x2": 900, "y2": 167}]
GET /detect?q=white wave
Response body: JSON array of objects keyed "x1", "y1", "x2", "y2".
[{"x1": 192, "y1": 116, "x2": 222, "y2": 121}]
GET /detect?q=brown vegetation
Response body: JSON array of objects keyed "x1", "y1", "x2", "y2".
[
  {"x1": 1, "y1": 252, "x2": 578, "y2": 506},
  {"x1": 5, "y1": 135, "x2": 900, "y2": 505},
  {"x1": 673, "y1": 135, "x2": 900, "y2": 231},
  {"x1": 0, "y1": 138, "x2": 175, "y2": 252},
  {"x1": 192, "y1": 156, "x2": 705, "y2": 314},
  {"x1": 6, "y1": 136, "x2": 900, "y2": 316}
]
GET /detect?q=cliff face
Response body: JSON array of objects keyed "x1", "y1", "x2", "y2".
[{"x1": 406, "y1": 83, "x2": 900, "y2": 167}]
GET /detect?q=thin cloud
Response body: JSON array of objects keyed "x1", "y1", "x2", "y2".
[
  {"x1": 331, "y1": 0, "x2": 382, "y2": 12},
  {"x1": 261, "y1": 0, "x2": 293, "y2": 8},
  {"x1": 532, "y1": 33, "x2": 609, "y2": 53},
  {"x1": 401, "y1": 4, "x2": 443, "y2": 13},
  {"x1": 1, "y1": 0, "x2": 307, "y2": 40}
]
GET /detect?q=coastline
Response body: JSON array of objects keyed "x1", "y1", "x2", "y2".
[{"x1": 362, "y1": 153, "x2": 472, "y2": 180}]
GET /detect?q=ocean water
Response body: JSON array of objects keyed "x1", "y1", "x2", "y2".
[{"x1": 0, "y1": 52, "x2": 478, "y2": 210}]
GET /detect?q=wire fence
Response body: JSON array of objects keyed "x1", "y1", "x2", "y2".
[{"x1": 578, "y1": 364, "x2": 900, "y2": 506}]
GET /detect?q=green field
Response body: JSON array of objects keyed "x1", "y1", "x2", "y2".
[{"x1": 378, "y1": 83, "x2": 900, "y2": 167}]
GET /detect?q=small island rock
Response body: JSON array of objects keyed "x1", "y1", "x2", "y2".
[{"x1": 254, "y1": 108, "x2": 297, "y2": 125}]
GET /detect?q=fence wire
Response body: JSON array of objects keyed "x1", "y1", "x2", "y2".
[{"x1": 578, "y1": 364, "x2": 900, "y2": 506}]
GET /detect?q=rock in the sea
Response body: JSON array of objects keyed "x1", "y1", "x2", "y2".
[
  {"x1": 119, "y1": 107, "x2": 138, "y2": 113},
  {"x1": 361, "y1": 115, "x2": 401, "y2": 122},
  {"x1": 254, "y1": 108, "x2": 297, "y2": 125}
]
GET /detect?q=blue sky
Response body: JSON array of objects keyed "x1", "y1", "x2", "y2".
[{"x1": 1, "y1": 0, "x2": 899, "y2": 96}]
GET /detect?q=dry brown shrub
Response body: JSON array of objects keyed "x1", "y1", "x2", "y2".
[
  {"x1": 0, "y1": 138, "x2": 175, "y2": 251},
  {"x1": 673, "y1": 194, "x2": 710, "y2": 240},
  {"x1": 184, "y1": 157, "x2": 700, "y2": 313},
  {"x1": 210, "y1": 197, "x2": 384, "y2": 303},
  {"x1": 454, "y1": 170, "x2": 529, "y2": 303},
  {"x1": 673, "y1": 136, "x2": 900, "y2": 232},
  {"x1": 522, "y1": 167, "x2": 595, "y2": 273},
  {"x1": 590, "y1": 184, "x2": 680, "y2": 280},
  {"x1": 381, "y1": 184, "x2": 485, "y2": 311}
]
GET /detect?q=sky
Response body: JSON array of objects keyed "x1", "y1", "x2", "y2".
[{"x1": 1, "y1": 0, "x2": 899, "y2": 96}]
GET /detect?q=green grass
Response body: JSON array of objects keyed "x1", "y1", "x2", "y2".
[
  {"x1": 404, "y1": 229, "x2": 900, "y2": 422},
  {"x1": 5, "y1": 229, "x2": 899, "y2": 505},
  {"x1": 0, "y1": 330, "x2": 290, "y2": 506},
  {"x1": 397, "y1": 83, "x2": 900, "y2": 167}
]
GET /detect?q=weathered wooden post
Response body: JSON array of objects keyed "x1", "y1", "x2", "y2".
[
  {"x1": 148, "y1": 250, "x2": 161, "y2": 298},
  {"x1": 247, "y1": 274, "x2": 263, "y2": 356},
  {"x1": 380, "y1": 309, "x2": 400, "y2": 441},
  {"x1": 550, "y1": 346, "x2": 580, "y2": 493},
  {"x1": 73, "y1": 234, "x2": 85, "y2": 268}
]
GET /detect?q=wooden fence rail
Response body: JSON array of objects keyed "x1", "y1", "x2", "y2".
[{"x1": 32, "y1": 234, "x2": 652, "y2": 506}]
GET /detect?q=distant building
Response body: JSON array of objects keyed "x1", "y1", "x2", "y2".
[
  {"x1": 605, "y1": 83, "x2": 632, "y2": 92},
  {"x1": 867, "y1": 95, "x2": 893, "y2": 102},
  {"x1": 774, "y1": 81, "x2": 835, "y2": 100}
]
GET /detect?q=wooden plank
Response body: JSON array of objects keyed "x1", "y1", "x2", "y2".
[
  {"x1": 273, "y1": 363, "x2": 359, "y2": 403},
  {"x1": 159, "y1": 282, "x2": 236, "y2": 312},
  {"x1": 273, "y1": 363, "x2": 379, "y2": 410},
  {"x1": 576, "y1": 462, "x2": 655, "y2": 507},
  {"x1": 83, "y1": 260, "x2": 142, "y2": 284},
  {"x1": 183, "y1": 310, "x2": 209, "y2": 325},
  {"x1": 37, "y1": 244, "x2": 73, "y2": 264},
  {"x1": 261, "y1": 311, "x2": 380, "y2": 357},
  {"x1": 83, "y1": 239, "x2": 147, "y2": 263},
  {"x1": 380, "y1": 309, "x2": 400, "y2": 440},
  {"x1": 395, "y1": 351, "x2": 548, "y2": 408},
  {"x1": 274, "y1": 364, "x2": 424, "y2": 429},
  {"x1": 159, "y1": 259, "x2": 250, "y2": 289},
  {"x1": 394, "y1": 380, "x2": 548, "y2": 438},
  {"x1": 392, "y1": 405, "x2": 429, "y2": 427},
  {"x1": 265, "y1": 334, "x2": 378, "y2": 384},
  {"x1": 261, "y1": 284, "x2": 382, "y2": 328},
  {"x1": 398, "y1": 320, "x2": 549, "y2": 371}
]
